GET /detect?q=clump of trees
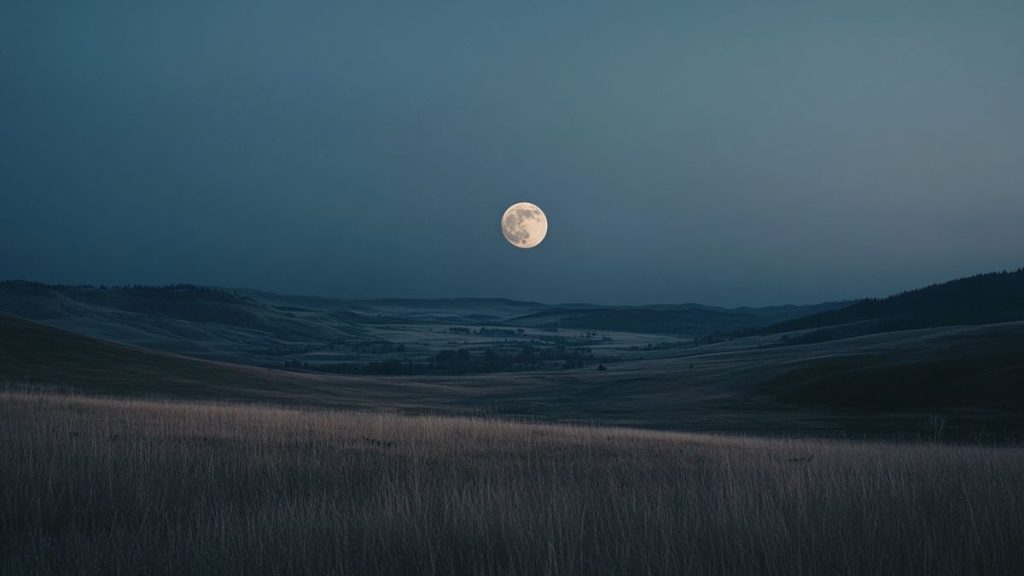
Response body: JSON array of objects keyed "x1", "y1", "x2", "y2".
[
  {"x1": 433, "y1": 345, "x2": 590, "y2": 374},
  {"x1": 286, "y1": 344, "x2": 598, "y2": 376},
  {"x1": 446, "y1": 326, "x2": 526, "y2": 338},
  {"x1": 629, "y1": 341, "x2": 692, "y2": 351}
]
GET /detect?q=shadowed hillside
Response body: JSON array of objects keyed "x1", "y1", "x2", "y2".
[
  {"x1": 506, "y1": 301, "x2": 844, "y2": 335},
  {"x1": 0, "y1": 281, "x2": 841, "y2": 369},
  {"x1": 0, "y1": 281, "x2": 380, "y2": 363},
  {"x1": 764, "y1": 268, "x2": 1024, "y2": 343},
  {"x1": 0, "y1": 312, "x2": 420, "y2": 408},
  {"x1": 5, "y1": 313, "x2": 1024, "y2": 437}
]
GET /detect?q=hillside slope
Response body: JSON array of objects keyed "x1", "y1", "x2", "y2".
[
  {"x1": 4, "y1": 313, "x2": 1024, "y2": 435},
  {"x1": 506, "y1": 301, "x2": 844, "y2": 335},
  {"x1": 765, "y1": 268, "x2": 1024, "y2": 343},
  {"x1": 0, "y1": 282, "x2": 841, "y2": 368}
]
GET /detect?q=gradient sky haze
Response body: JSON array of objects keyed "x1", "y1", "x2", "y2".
[{"x1": 2, "y1": 1, "x2": 1022, "y2": 305}]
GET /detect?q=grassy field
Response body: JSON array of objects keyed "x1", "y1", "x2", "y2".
[{"x1": 2, "y1": 391, "x2": 1023, "y2": 575}]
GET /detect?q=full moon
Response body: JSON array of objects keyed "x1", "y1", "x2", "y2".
[{"x1": 501, "y1": 202, "x2": 548, "y2": 249}]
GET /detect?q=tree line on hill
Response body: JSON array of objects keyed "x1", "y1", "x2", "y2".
[
  {"x1": 283, "y1": 344, "x2": 596, "y2": 375},
  {"x1": 756, "y1": 268, "x2": 1024, "y2": 344}
]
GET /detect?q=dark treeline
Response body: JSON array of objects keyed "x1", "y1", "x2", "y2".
[
  {"x1": 0, "y1": 280, "x2": 250, "y2": 303},
  {"x1": 283, "y1": 344, "x2": 596, "y2": 376},
  {"x1": 765, "y1": 268, "x2": 1024, "y2": 336},
  {"x1": 257, "y1": 340, "x2": 407, "y2": 358},
  {"x1": 447, "y1": 326, "x2": 525, "y2": 337}
]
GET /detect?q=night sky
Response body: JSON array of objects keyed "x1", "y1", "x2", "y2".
[{"x1": 2, "y1": 1, "x2": 1022, "y2": 306}]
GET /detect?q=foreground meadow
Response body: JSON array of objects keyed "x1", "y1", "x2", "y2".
[{"x1": 2, "y1": 391, "x2": 1023, "y2": 575}]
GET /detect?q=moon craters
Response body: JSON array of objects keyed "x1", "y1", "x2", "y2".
[{"x1": 501, "y1": 203, "x2": 548, "y2": 249}]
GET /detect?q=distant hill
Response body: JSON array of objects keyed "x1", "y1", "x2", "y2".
[
  {"x1": 0, "y1": 281, "x2": 380, "y2": 364},
  {"x1": 4, "y1": 313, "x2": 1024, "y2": 437},
  {"x1": 506, "y1": 301, "x2": 845, "y2": 335},
  {"x1": 763, "y1": 268, "x2": 1024, "y2": 344},
  {"x1": 0, "y1": 281, "x2": 842, "y2": 367},
  {"x1": 0, "y1": 311, "x2": 347, "y2": 400}
]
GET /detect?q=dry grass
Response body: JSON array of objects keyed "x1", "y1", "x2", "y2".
[{"x1": 2, "y1": 391, "x2": 1023, "y2": 576}]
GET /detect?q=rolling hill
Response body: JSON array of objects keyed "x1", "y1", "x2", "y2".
[
  {"x1": 505, "y1": 301, "x2": 844, "y2": 335},
  {"x1": 4, "y1": 312, "x2": 1023, "y2": 436},
  {"x1": 0, "y1": 281, "x2": 841, "y2": 368},
  {"x1": 764, "y1": 268, "x2": 1024, "y2": 344}
]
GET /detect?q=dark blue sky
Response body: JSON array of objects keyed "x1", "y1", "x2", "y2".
[{"x1": 2, "y1": 1, "x2": 1022, "y2": 306}]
